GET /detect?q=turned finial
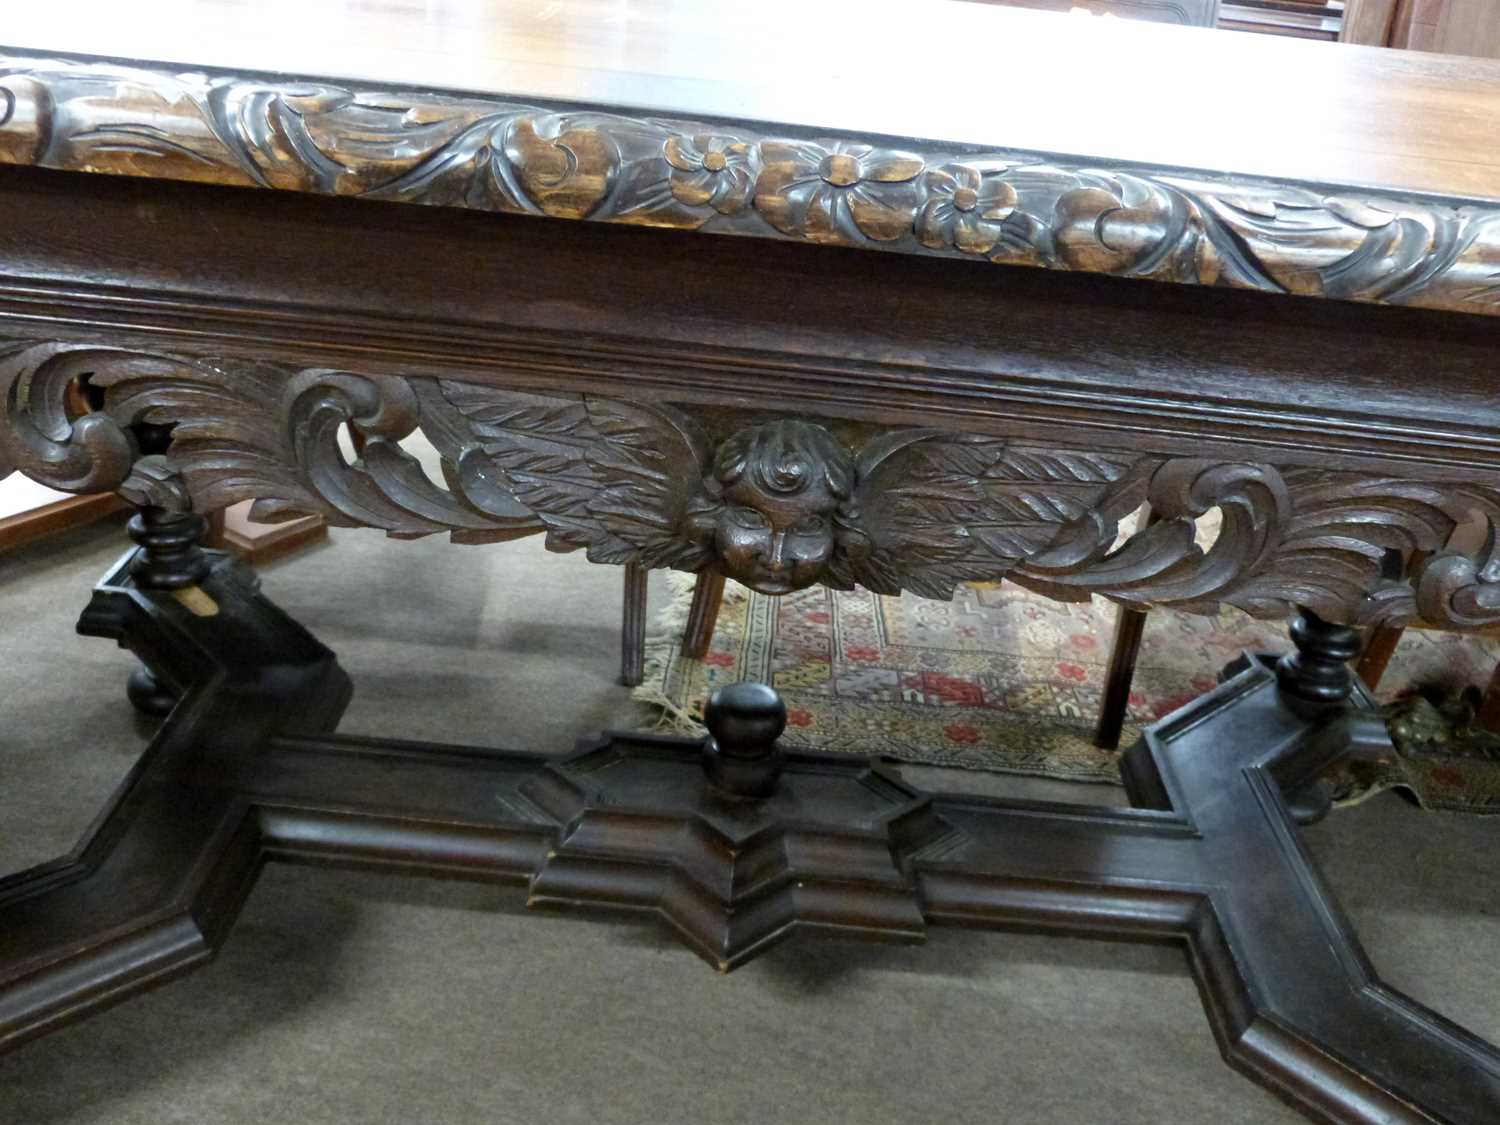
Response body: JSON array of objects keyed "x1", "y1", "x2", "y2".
[
  {"x1": 128, "y1": 507, "x2": 211, "y2": 591},
  {"x1": 1275, "y1": 608, "x2": 1362, "y2": 715},
  {"x1": 701, "y1": 681, "x2": 786, "y2": 798}
]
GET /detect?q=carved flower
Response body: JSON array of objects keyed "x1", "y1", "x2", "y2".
[
  {"x1": 916, "y1": 163, "x2": 1017, "y2": 254},
  {"x1": 664, "y1": 133, "x2": 753, "y2": 215},
  {"x1": 755, "y1": 141, "x2": 924, "y2": 245},
  {"x1": 504, "y1": 116, "x2": 618, "y2": 219},
  {"x1": 1052, "y1": 183, "x2": 1176, "y2": 275}
]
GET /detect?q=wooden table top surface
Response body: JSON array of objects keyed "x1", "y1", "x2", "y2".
[
  {"x1": 6, "y1": 1, "x2": 1500, "y2": 319},
  {"x1": 9, "y1": 0, "x2": 1500, "y2": 199}
]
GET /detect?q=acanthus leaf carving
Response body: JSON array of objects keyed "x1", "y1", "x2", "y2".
[
  {"x1": 0, "y1": 338, "x2": 542, "y2": 540},
  {"x1": 6, "y1": 334, "x2": 1500, "y2": 633},
  {"x1": 0, "y1": 342, "x2": 137, "y2": 495},
  {"x1": 1415, "y1": 527, "x2": 1500, "y2": 630}
]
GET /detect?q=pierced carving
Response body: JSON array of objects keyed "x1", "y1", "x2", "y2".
[
  {"x1": 0, "y1": 340, "x2": 543, "y2": 540},
  {"x1": 3, "y1": 54, "x2": 1500, "y2": 316},
  {"x1": 426, "y1": 382, "x2": 1141, "y2": 599},
  {"x1": 0, "y1": 342, "x2": 136, "y2": 495},
  {"x1": 1416, "y1": 529, "x2": 1500, "y2": 630},
  {"x1": 4, "y1": 337, "x2": 1500, "y2": 631}
]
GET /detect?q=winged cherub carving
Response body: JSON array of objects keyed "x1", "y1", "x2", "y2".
[
  {"x1": 706, "y1": 420, "x2": 859, "y2": 594},
  {"x1": 423, "y1": 382, "x2": 1139, "y2": 598}
]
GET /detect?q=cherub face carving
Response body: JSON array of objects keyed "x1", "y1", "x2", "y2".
[{"x1": 709, "y1": 421, "x2": 856, "y2": 594}]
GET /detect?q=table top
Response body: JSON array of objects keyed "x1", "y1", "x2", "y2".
[
  {"x1": 6, "y1": 1, "x2": 1500, "y2": 318},
  {"x1": 9, "y1": 0, "x2": 1500, "y2": 198}
]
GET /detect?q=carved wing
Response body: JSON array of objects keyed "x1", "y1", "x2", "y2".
[
  {"x1": 829, "y1": 431, "x2": 1140, "y2": 601},
  {"x1": 429, "y1": 381, "x2": 716, "y2": 568}
]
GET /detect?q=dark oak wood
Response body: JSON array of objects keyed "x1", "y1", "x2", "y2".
[
  {"x1": 2, "y1": 166, "x2": 1498, "y2": 480},
  {"x1": 2, "y1": 531, "x2": 1496, "y2": 1123},
  {"x1": 11, "y1": 0, "x2": 1500, "y2": 202},
  {"x1": 9, "y1": 7, "x2": 1500, "y2": 297},
  {"x1": 1, "y1": 16, "x2": 1499, "y2": 1120},
  {"x1": 0, "y1": 157, "x2": 1497, "y2": 1121},
  {"x1": 3, "y1": 169, "x2": 1499, "y2": 632},
  {"x1": 1355, "y1": 623, "x2": 1406, "y2": 690},
  {"x1": 620, "y1": 561, "x2": 648, "y2": 687},
  {"x1": 1096, "y1": 602, "x2": 1149, "y2": 750}
]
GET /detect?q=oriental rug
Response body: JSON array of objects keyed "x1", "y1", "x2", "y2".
[{"x1": 634, "y1": 576, "x2": 1500, "y2": 812}]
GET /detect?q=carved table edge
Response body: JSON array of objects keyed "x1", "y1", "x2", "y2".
[{"x1": 3, "y1": 49, "x2": 1500, "y2": 319}]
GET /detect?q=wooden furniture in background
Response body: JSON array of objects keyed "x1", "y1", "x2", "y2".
[
  {"x1": 203, "y1": 502, "x2": 327, "y2": 565},
  {"x1": 1342, "y1": 0, "x2": 1399, "y2": 42},
  {"x1": 1359, "y1": 613, "x2": 1500, "y2": 731},
  {"x1": 1395, "y1": 0, "x2": 1500, "y2": 56},
  {"x1": 620, "y1": 562, "x2": 649, "y2": 686},
  {"x1": 1343, "y1": 0, "x2": 1500, "y2": 55},
  {"x1": 1222, "y1": 0, "x2": 1343, "y2": 39},
  {"x1": 4, "y1": 4, "x2": 1500, "y2": 1120},
  {"x1": 681, "y1": 572, "x2": 728, "y2": 660},
  {"x1": 978, "y1": 0, "x2": 1219, "y2": 25},
  {"x1": 0, "y1": 369, "x2": 128, "y2": 552},
  {"x1": 0, "y1": 493, "x2": 126, "y2": 555},
  {"x1": 1355, "y1": 523, "x2": 1500, "y2": 732}
]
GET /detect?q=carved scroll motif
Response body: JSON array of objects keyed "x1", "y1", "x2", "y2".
[
  {"x1": 3, "y1": 337, "x2": 1499, "y2": 630},
  {"x1": 0, "y1": 341, "x2": 542, "y2": 538},
  {"x1": 1009, "y1": 465, "x2": 1500, "y2": 630},
  {"x1": 3, "y1": 55, "x2": 1500, "y2": 316}
]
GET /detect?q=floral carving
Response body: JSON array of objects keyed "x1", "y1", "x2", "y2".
[
  {"x1": 664, "y1": 133, "x2": 753, "y2": 215},
  {"x1": 755, "y1": 141, "x2": 924, "y2": 245},
  {"x1": 505, "y1": 116, "x2": 618, "y2": 219},
  {"x1": 2, "y1": 53, "x2": 1500, "y2": 315},
  {"x1": 916, "y1": 163, "x2": 1017, "y2": 254},
  {"x1": 1046, "y1": 176, "x2": 1227, "y2": 285}
]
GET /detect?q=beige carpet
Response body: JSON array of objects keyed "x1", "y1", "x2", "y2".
[{"x1": 2, "y1": 520, "x2": 1498, "y2": 1125}]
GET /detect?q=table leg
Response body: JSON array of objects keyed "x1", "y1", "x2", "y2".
[
  {"x1": 619, "y1": 561, "x2": 648, "y2": 686},
  {"x1": 681, "y1": 570, "x2": 726, "y2": 659},
  {"x1": 2, "y1": 553, "x2": 1496, "y2": 1123},
  {"x1": 1095, "y1": 602, "x2": 1148, "y2": 750}
]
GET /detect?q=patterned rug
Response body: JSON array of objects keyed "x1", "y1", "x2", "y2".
[{"x1": 634, "y1": 576, "x2": 1500, "y2": 812}]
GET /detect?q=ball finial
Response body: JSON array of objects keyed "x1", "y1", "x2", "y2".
[{"x1": 701, "y1": 682, "x2": 786, "y2": 797}]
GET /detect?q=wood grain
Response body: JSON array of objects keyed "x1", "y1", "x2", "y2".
[
  {"x1": 964, "y1": 0, "x2": 1220, "y2": 24},
  {"x1": 6, "y1": 1, "x2": 1500, "y2": 201},
  {"x1": 1340, "y1": 0, "x2": 1399, "y2": 44}
]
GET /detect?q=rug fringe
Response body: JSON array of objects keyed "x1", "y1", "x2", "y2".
[{"x1": 631, "y1": 571, "x2": 715, "y2": 736}]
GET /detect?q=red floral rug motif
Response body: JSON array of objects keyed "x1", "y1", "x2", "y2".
[{"x1": 635, "y1": 576, "x2": 1500, "y2": 807}]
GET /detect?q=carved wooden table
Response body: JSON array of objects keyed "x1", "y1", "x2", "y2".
[{"x1": 2, "y1": 3, "x2": 1500, "y2": 1120}]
